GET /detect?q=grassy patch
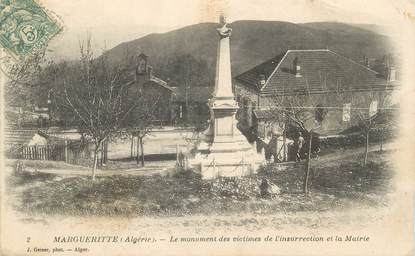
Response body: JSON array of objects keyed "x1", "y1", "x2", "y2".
[
  {"x1": 259, "y1": 151, "x2": 393, "y2": 210},
  {"x1": 8, "y1": 151, "x2": 394, "y2": 217},
  {"x1": 7, "y1": 159, "x2": 90, "y2": 171},
  {"x1": 7, "y1": 161, "x2": 58, "y2": 186}
]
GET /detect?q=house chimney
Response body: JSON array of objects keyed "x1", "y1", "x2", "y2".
[
  {"x1": 295, "y1": 64, "x2": 302, "y2": 77},
  {"x1": 258, "y1": 74, "x2": 266, "y2": 88},
  {"x1": 389, "y1": 66, "x2": 396, "y2": 81},
  {"x1": 293, "y1": 57, "x2": 302, "y2": 77}
]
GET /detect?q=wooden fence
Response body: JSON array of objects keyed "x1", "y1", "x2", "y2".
[
  {"x1": 19, "y1": 144, "x2": 65, "y2": 161},
  {"x1": 9, "y1": 141, "x2": 91, "y2": 165},
  {"x1": 65, "y1": 142, "x2": 91, "y2": 165}
]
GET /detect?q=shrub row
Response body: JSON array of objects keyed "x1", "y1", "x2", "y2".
[{"x1": 320, "y1": 128, "x2": 396, "y2": 150}]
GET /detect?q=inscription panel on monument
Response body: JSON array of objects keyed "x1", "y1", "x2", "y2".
[{"x1": 215, "y1": 116, "x2": 233, "y2": 136}]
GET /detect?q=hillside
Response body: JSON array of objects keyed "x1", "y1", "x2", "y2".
[{"x1": 103, "y1": 20, "x2": 391, "y2": 87}]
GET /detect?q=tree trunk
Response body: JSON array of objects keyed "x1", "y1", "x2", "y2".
[
  {"x1": 140, "y1": 137, "x2": 145, "y2": 167},
  {"x1": 92, "y1": 142, "x2": 101, "y2": 181},
  {"x1": 17, "y1": 108, "x2": 22, "y2": 128},
  {"x1": 380, "y1": 131, "x2": 384, "y2": 152},
  {"x1": 282, "y1": 128, "x2": 287, "y2": 161},
  {"x1": 104, "y1": 141, "x2": 108, "y2": 164},
  {"x1": 275, "y1": 137, "x2": 279, "y2": 163},
  {"x1": 303, "y1": 132, "x2": 313, "y2": 194},
  {"x1": 136, "y1": 135, "x2": 140, "y2": 165},
  {"x1": 64, "y1": 140, "x2": 68, "y2": 163},
  {"x1": 176, "y1": 144, "x2": 179, "y2": 167},
  {"x1": 364, "y1": 130, "x2": 369, "y2": 165},
  {"x1": 130, "y1": 134, "x2": 134, "y2": 158},
  {"x1": 100, "y1": 141, "x2": 104, "y2": 166}
]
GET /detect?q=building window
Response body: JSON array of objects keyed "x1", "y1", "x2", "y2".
[
  {"x1": 315, "y1": 104, "x2": 326, "y2": 123},
  {"x1": 369, "y1": 100, "x2": 378, "y2": 117},
  {"x1": 342, "y1": 103, "x2": 351, "y2": 122},
  {"x1": 389, "y1": 67, "x2": 396, "y2": 81}
]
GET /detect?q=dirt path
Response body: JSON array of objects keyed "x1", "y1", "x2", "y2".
[
  {"x1": 11, "y1": 142, "x2": 397, "y2": 177},
  {"x1": 312, "y1": 142, "x2": 396, "y2": 167},
  {"x1": 6, "y1": 159, "x2": 173, "y2": 177},
  {"x1": 21, "y1": 165, "x2": 172, "y2": 177}
]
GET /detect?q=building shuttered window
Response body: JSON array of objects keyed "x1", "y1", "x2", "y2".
[
  {"x1": 369, "y1": 100, "x2": 378, "y2": 118},
  {"x1": 342, "y1": 103, "x2": 351, "y2": 122}
]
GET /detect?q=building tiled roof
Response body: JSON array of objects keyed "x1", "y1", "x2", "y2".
[
  {"x1": 235, "y1": 49, "x2": 392, "y2": 95},
  {"x1": 126, "y1": 71, "x2": 174, "y2": 92},
  {"x1": 235, "y1": 53, "x2": 286, "y2": 89},
  {"x1": 4, "y1": 129, "x2": 49, "y2": 145},
  {"x1": 147, "y1": 74, "x2": 174, "y2": 91}
]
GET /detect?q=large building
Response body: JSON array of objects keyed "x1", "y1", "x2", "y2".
[
  {"x1": 127, "y1": 53, "x2": 176, "y2": 126},
  {"x1": 233, "y1": 49, "x2": 398, "y2": 138}
]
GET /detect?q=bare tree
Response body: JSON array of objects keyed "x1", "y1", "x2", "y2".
[
  {"x1": 55, "y1": 37, "x2": 144, "y2": 180},
  {"x1": 3, "y1": 50, "x2": 52, "y2": 126},
  {"x1": 356, "y1": 103, "x2": 376, "y2": 166},
  {"x1": 5, "y1": 36, "x2": 160, "y2": 173},
  {"x1": 130, "y1": 99, "x2": 159, "y2": 167},
  {"x1": 375, "y1": 94, "x2": 397, "y2": 152},
  {"x1": 269, "y1": 81, "x2": 324, "y2": 194},
  {"x1": 354, "y1": 90, "x2": 397, "y2": 164},
  {"x1": 325, "y1": 77, "x2": 397, "y2": 166}
]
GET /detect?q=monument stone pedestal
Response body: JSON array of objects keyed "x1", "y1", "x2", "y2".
[
  {"x1": 192, "y1": 16, "x2": 264, "y2": 179},
  {"x1": 193, "y1": 105, "x2": 264, "y2": 179}
]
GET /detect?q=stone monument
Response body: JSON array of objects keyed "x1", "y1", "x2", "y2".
[{"x1": 192, "y1": 16, "x2": 264, "y2": 179}]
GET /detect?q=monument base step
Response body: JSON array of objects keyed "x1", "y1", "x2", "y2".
[{"x1": 191, "y1": 149, "x2": 264, "y2": 179}]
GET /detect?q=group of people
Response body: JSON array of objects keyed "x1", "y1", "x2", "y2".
[
  {"x1": 266, "y1": 130, "x2": 319, "y2": 163},
  {"x1": 266, "y1": 131, "x2": 291, "y2": 163}
]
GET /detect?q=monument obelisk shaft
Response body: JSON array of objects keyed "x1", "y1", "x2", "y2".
[
  {"x1": 194, "y1": 16, "x2": 264, "y2": 179},
  {"x1": 214, "y1": 17, "x2": 234, "y2": 101}
]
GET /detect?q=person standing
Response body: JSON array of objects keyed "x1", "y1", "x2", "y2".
[
  {"x1": 295, "y1": 131, "x2": 305, "y2": 162},
  {"x1": 268, "y1": 132, "x2": 279, "y2": 163}
]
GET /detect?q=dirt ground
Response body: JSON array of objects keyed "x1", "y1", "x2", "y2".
[
  {"x1": 5, "y1": 147, "x2": 395, "y2": 229},
  {"x1": 107, "y1": 128, "x2": 196, "y2": 160}
]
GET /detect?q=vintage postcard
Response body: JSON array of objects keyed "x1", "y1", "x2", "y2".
[{"x1": 0, "y1": 0, "x2": 414, "y2": 255}]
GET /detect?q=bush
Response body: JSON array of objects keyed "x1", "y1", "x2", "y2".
[
  {"x1": 172, "y1": 167, "x2": 202, "y2": 180},
  {"x1": 203, "y1": 177, "x2": 260, "y2": 200}
]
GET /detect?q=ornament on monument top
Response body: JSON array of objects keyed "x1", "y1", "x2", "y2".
[{"x1": 217, "y1": 15, "x2": 232, "y2": 38}]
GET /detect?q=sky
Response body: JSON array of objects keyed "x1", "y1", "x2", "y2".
[{"x1": 42, "y1": 0, "x2": 415, "y2": 59}]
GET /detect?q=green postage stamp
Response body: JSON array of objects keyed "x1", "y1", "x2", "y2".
[{"x1": 0, "y1": 0, "x2": 61, "y2": 59}]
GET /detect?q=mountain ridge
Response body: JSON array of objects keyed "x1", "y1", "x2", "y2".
[{"x1": 102, "y1": 20, "x2": 391, "y2": 87}]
